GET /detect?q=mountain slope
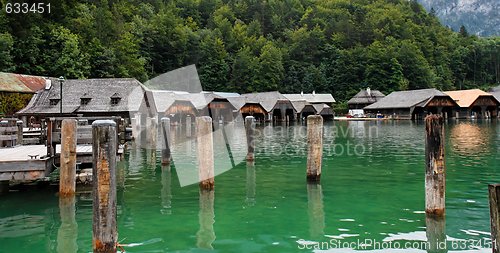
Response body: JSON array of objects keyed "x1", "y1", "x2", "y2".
[{"x1": 418, "y1": 0, "x2": 499, "y2": 36}]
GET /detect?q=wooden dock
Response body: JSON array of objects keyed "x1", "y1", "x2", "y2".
[
  {"x1": 0, "y1": 144, "x2": 124, "y2": 183},
  {"x1": 0, "y1": 145, "x2": 51, "y2": 182}
]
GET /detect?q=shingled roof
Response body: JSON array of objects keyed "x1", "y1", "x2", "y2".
[
  {"x1": 283, "y1": 93, "x2": 335, "y2": 104},
  {"x1": 17, "y1": 78, "x2": 146, "y2": 115},
  {"x1": 364, "y1": 88, "x2": 449, "y2": 109},
  {"x1": 347, "y1": 88, "x2": 385, "y2": 105},
  {"x1": 444, "y1": 89, "x2": 499, "y2": 108},
  {"x1": 0, "y1": 72, "x2": 47, "y2": 93},
  {"x1": 242, "y1": 91, "x2": 289, "y2": 112}
]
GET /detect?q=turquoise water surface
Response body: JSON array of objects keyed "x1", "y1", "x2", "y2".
[{"x1": 0, "y1": 120, "x2": 499, "y2": 252}]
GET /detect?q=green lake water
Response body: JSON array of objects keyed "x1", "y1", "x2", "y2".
[{"x1": 1, "y1": 120, "x2": 499, "y2": 253}]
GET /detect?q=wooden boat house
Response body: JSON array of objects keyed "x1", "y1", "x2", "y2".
[
  {"x1": 364, "y1": 88, "x2": 458, "y2": 120},
  {"x1": 283, "y1": 92, "x2": 335, "y2": 120},
  {"x1": 17, "y1": 78, "x2": 148, "y2": 123},
  {"x1": 149, "y1": 90, "x2": 198, "y2": 124},
  {"x1": 347, "y1": 88, "x2": 385, "y2": 109},
  {"x1": 444, "y1": 89, "x2": 499, "y2": 119},
  {"x1": 243, "y1": 91, "x2": 296, "y2": 122}
]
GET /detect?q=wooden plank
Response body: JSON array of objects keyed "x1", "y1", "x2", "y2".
[{"x1": 0, "y1": 127, "x2": 18, "y2": 132}]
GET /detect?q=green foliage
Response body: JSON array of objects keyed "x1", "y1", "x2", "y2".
[
  {"x1": 0, "y1": 92, "x2": 32, "y2": 116},
  {"x1": 0, "y1": 0, "x2": 497, "y2": 102}
]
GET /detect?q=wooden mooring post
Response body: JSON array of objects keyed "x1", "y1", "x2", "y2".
[
  {"x1": 161, "y1": 117, "x2": 171, "y2": 165},
  {"x1": 92, "y1": 120, "x2": 117, "y2": 253},
  {"x1": 425, "y1": 115, "x2": 446, "y2": 217},
  {"x1": 186, "y1": 115, "x2": 192, "y2": 137},
  {"x1": 306, "y1": 115, "x2": 323, "y2": 183},
  {"x1": 60, "y1": 119, "x2": 77, "y2": 196},
  {"x1": 489, "y1": 184, "x2": 500, "y2": 253},
  {"x1": 196, "y1": 116, "x2": 214, "y2": 190},
  {"x1": 245, "y1": 116, "x2": 255, "y2": 161},
  {"x1": 16, "y1": 120, "x2": 23, "y2": 145}
]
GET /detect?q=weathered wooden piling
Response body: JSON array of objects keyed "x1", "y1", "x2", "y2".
[
  {"x1": 245, "y1": 116, "x2": 255, "y2": 161},
  {"x1": 16, "y1": 120, "x2": 23, "y2": 145},
  {"x1": 92, "y1": 120, "x2": 117, "y2": 253},
  {"x1": 196, "y1": 116, "x2": 214, "y2": 190},
  {"x1": 59, "y1": 119, "x2": 77, "y2": 196},
  {"x1": 161, "y1": 117, "x2": 171, "y2": 165},
  {"x1": 197, "y1": 189, "x2": 215, "y2": 249},
  {"x1": 133, "y1": 113, "x2": 141, "y2": 146},
  {"x1": 306, "y1": 115, "x2": 323, "y2": 182},
  {"x1": 186, "y1": 115, "x2": 192, "y2": 137},
  {"x1": 489, "y1": 184, "x2": 500, "y2": 253},
  {"x1": 57, "y1": 196, "x2": 78, "y2": 253},
  {"x1": 47, "y1": 118, "x2": 55, "y2": 156},
  {"x1": 146, "y1": 116, "x2": 158, "y2": 149},
  {"x1": 425, "y1": 115, "x2": 446, "y2": 217}
]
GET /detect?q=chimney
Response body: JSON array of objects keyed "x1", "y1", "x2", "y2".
[
  {"x1": 45, "y1": 79, "x2": 52, "y2": 90},
  {"x1": 366, "y1": 87, "x2": 371, "y2": 96},
  {"x1": 301, "y1": 91, "x2": 304, "y2": 96},
  {"x1": 312, "y1": 90, "x2": 315, "y2": 95}
]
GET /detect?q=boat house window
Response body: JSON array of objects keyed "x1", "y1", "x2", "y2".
[
  {"x1": 81, "y1": 98, "x2": 91, "y2": 105},
  {"x1": 111, "y1": 93, "x2": 121, "y2": 106},
  {"x1": 50, "y1": 99, "x2": 60, "y2": 106}
]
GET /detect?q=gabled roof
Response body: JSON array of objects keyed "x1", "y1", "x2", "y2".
[
  {"x1": 243, "y1": 91, "x2": 289, "y2": 112},
  {"x1": 347, "y1": 89, "x2": 385, "y2": 105},
  {"x1": 17, "y1": 78, "x2": 146, "y2": 115},
  {"x1": 365, "y1": 88, "x2": 449, "y2": 109},
  {"x1": 283, "y1": 93, "x2": 335, "y2": 104},
  {"x1": 444, "y1": 89, "x2": 498, "y2": 108},
  {"x1": 149, "y1": 90, "x2": 193, "y2": 113},
  {"x1": 0, "y1": 72, "x2": 47, "y2": 93}
]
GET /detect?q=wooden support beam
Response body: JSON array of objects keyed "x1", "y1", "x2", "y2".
[
  {"x1": 425, "y1": 115, "x2": 446, "y2": 217},
  {"x1": 306, "y1": 115, "x2": 323, "y2": 183},
  {"x1": 59, "y1": 119, "x2": 77, "y2": 196},
  {"x1": 92, "y1": 120, "x2": 117, "y2": 253},
  {"x1": 489, "y1": 184, "x2": 500, "y2": 253},
  {"x1": 161, "y1": 117, "x2": 171, "y2": 165},
  {"x1": 196, "y1": 116, "x2": 214, "y2": 190},
  {"x1": 245, "y1": 116, "x2": 255, "y2": 161}
]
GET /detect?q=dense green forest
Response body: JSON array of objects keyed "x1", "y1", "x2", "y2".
[{"x1": 0, "y1": 0, "x2": 499, "y2": 102}]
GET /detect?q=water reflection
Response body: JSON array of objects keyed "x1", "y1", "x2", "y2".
[
  {"x1": 450, "y1": 123, "x2": 489, "y2": 156},
  {"x1": 246, "y1": 161, "x2": 256, "y2": 206},
  {"x1": 197, "y1": 190, "x2": 216, "y2": 249},
  {"x1": 160, "y1": 165, "x2": 172, "y2": 215},
  {"x1": 57, "y1": 196, "x2": 78, "y2": 253},
  {"x1": 425, "y1": 216, "x2": 446, "y2": 253},
  {"x1": 307, "y1": 183, "x2": 325, "y2": 239}
]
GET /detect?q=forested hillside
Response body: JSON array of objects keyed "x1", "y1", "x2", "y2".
[{"x1": 0, "y1": 0, "x2": 498, "y2": 102}]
